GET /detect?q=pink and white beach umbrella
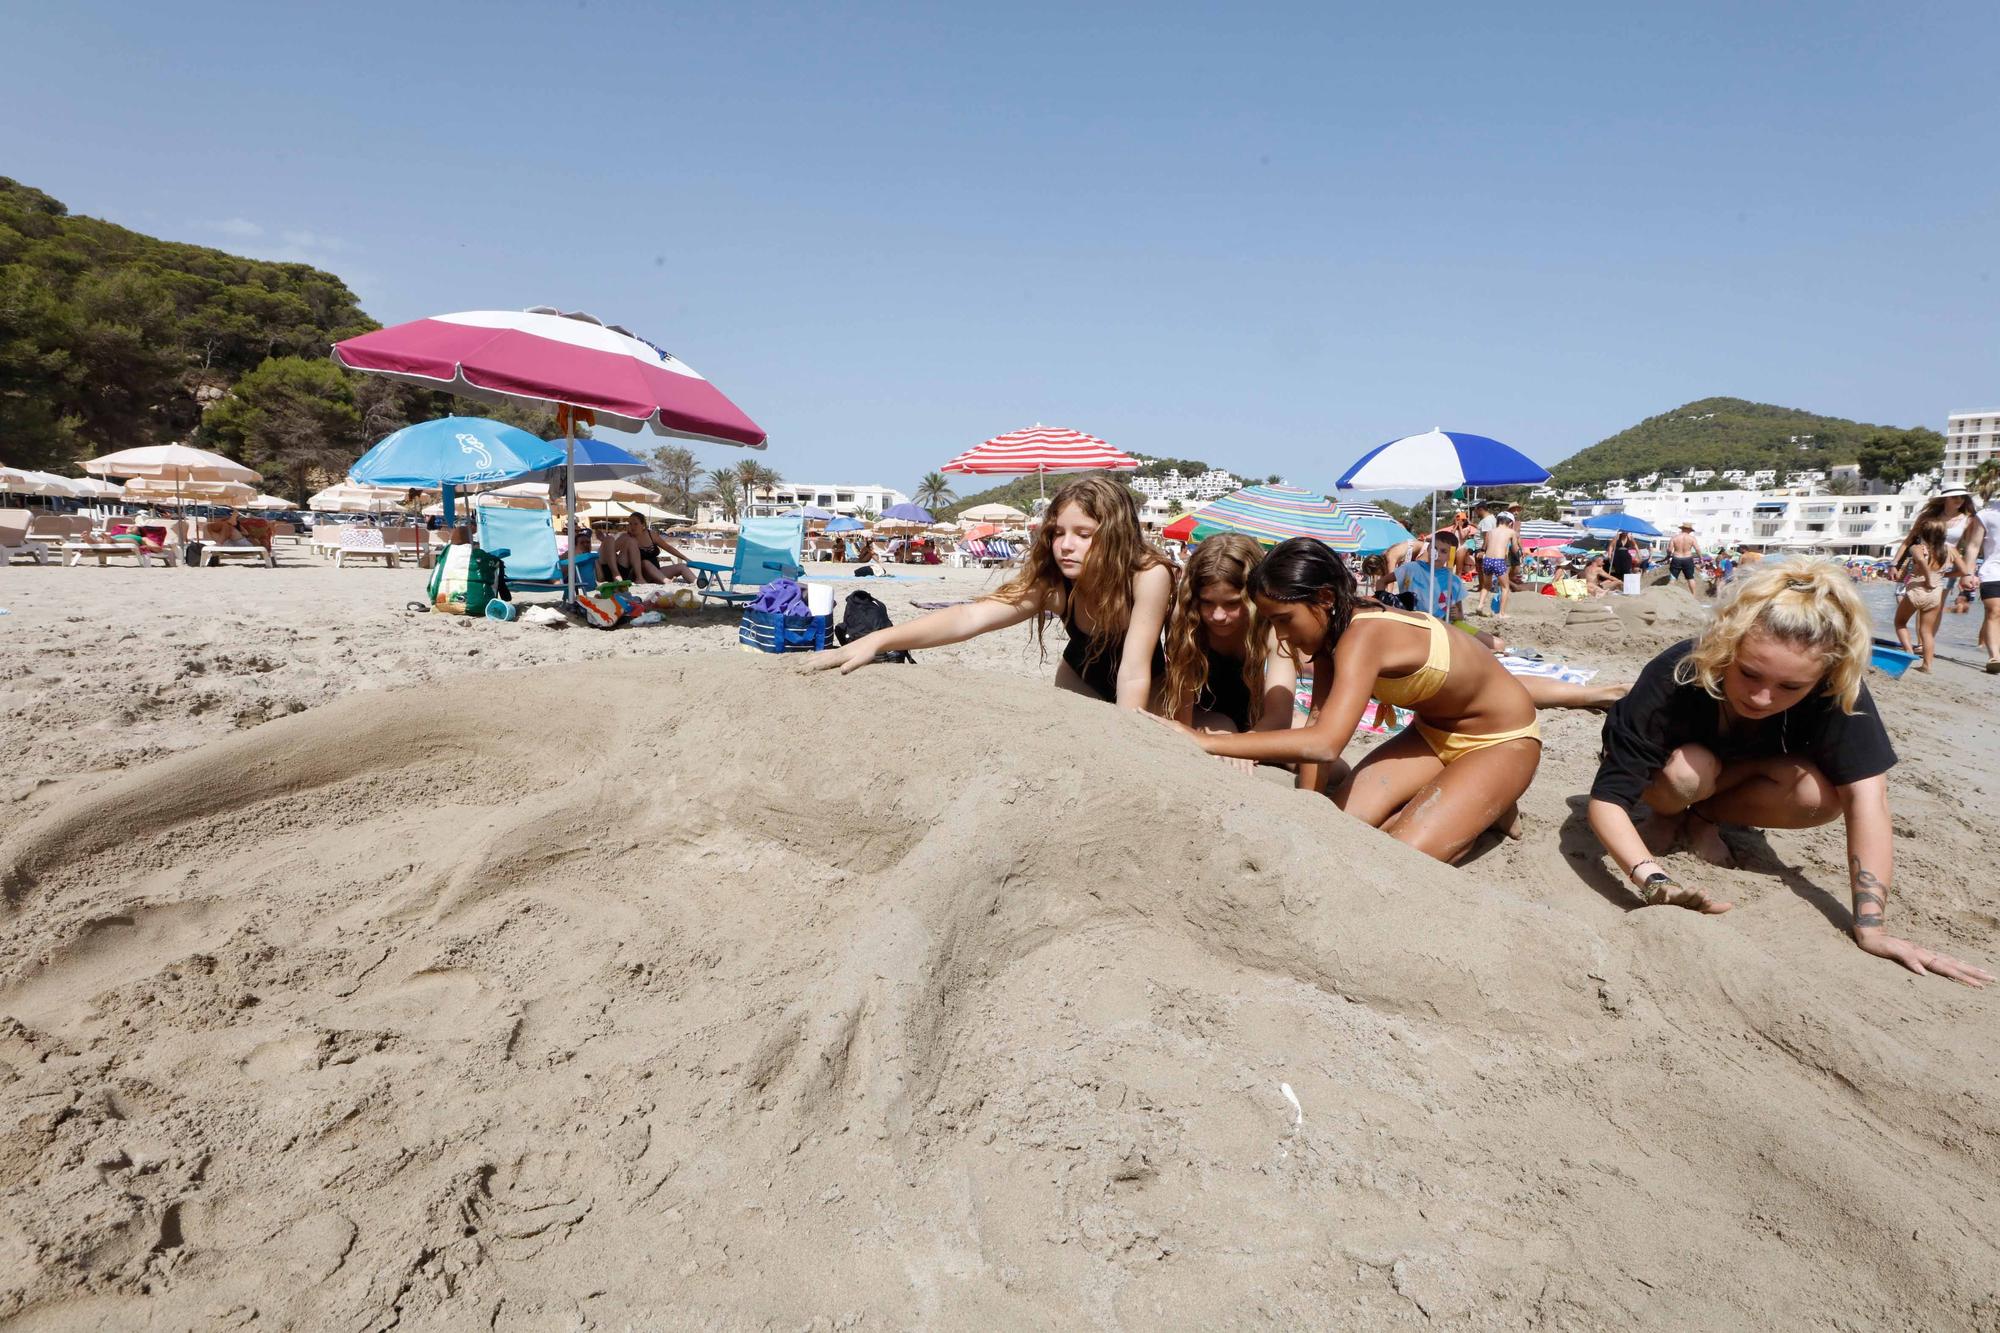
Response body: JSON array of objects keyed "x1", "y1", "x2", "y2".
[
  {"x1": 333, "y1": 308, "x2": 766, "y2": 446},
  {"x1": 333, "y1": 307, "x2": 766, "y2": 601},
  {"x1": 941, "y1": 425, "x2": 1138, "y2": 499}
]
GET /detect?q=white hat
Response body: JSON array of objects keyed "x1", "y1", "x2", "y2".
[{"x1": 1936, "y1": 486, "x2": 1972, "y2": 499}]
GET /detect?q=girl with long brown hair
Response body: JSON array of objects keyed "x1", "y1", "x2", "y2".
[
  {"x1": 1161, "y1": 534, "x2": 1299, "y2": 735},
  {"x1": 810, "y1": 476, "x2": 1174, "y2": 709}
]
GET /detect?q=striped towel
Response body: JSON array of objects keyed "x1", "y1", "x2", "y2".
[{"x1": 1498, "y1": 655, "x2": 1596, "y2": 685}]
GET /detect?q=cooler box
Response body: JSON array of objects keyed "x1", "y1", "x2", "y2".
[{"x1": 739, "y1": 609, "x2": 830, "y2": 654}]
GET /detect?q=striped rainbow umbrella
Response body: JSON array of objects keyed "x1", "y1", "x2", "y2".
[
  {"x1": 1335, "y1": 504, "x2": 1415, "y2": 555},
  {"x1": 1188, "y1": 484, "x2": 1364, "y2": 550}
]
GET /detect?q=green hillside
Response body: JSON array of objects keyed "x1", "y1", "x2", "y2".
[{"x1": 1552, "y1": 397, "x2": 1941, "y2": 488}]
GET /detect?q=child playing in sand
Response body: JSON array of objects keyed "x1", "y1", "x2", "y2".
[
  {"x1": 809, "y1": 476, "x2": 1173, "y2": 709},
  {"x1": 1159, "y1": 537, "x2": 1541, "y2": 864},
  {"x1": 1162, "y1": 534, "x2": 1301, "y2": 739},
  {"x1": 1585, "y1": 558, "x2": 1991, "y2": 987}
]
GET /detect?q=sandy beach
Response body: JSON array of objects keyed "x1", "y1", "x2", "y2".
[{"x1": 3, "y1": 560, "x2": 1998, "y2": 1329}]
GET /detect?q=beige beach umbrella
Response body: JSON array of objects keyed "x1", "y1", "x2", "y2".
[
  {"x1": 576, "y1": 499, "x2": 687, "y2": 524},
  {"x1": 573, "y1": 478, "x2": 660, "y2": 505},
  {"x1": 123, "y1": 477, "x2": 256, "y2": 505},
  {"x1": 958, "y1": 502, "x2": 1029, "y2": 523},
  {"x1": 874, "y1": 518, "x2": 925, "y2": 534},
  {"x1": 694, "y1": 520, "x2": 740, "y2": 534},
  {"x1": 0, "y1": 467, "x2": 77, "y2": 497},
  {"x1": 81, "y1": 443, "x2": 259, "y2": 485},
  {"x1": 242, "y1": 493, "x2": 299, "y2": 510},
  {"x1": 67, "y1": 476, "x2": 126, "y2": 499},
  {"x1": 307, "y1": 482, "x2": 406, "y2": 514}
]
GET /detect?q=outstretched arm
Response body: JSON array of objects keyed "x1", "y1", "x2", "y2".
[
  {"x1": 808, "y1": 595, "x2": 1041, "y2": 674},
  {"x1": 1190, "y1": 633, "x2": 1377, "y2": 767},
  {"x1": 1841, "y1": 776, "x2": 1991, "y2": 986}
]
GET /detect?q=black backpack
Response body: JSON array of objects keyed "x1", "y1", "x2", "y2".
[{"x1": 836, "y1": 590, "x2": 913, "y2": 663}]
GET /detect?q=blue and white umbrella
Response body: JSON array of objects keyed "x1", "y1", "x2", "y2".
[
  {"x1": 1336, "y1": 428, "x2": 1550, "y2": 491},
  {"x1": 513, "y1": 434, "x2": 648, "y2": 485}
]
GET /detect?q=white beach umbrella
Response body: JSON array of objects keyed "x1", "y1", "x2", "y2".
[
  {"x1": 81, "y1": 443, "x2": 259, "y2": 484},
  {"x1": 576, "y1": 499, "x2": 688, "y2": 524},
  {"x1": 572, "y1": 477, "x2": 661, "y2": 505},
  {"x1": 307, "y1": 482, "x2": 407, "y2": 514},
  {"x1": 0, "y1": 468, "x2": 77, "y2": 497},
  {"x1": 242, "y1": 493, "x2": 299, "y2": 510},
  {"x1": 123, "y1": 477, "x2": 256, "y2": 505},
  {"x1": 959, "y1": 502, "x2": 1030, "y2": 523}
]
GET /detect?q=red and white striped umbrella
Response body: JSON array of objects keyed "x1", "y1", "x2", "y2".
[{"x1": 941, "y1": 425, "x2": 1138, "y2": 490}]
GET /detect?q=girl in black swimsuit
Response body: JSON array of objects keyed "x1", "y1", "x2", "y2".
[
  {"x1": 1160, "y1": 533, "x2": 1299, "y2": 736},
  {"x1": 607, "y1": 512, "x2": 694, "y2": 584},
  {"x1": 809, "y1": 476, "x2": 1174, "y2": 710}
]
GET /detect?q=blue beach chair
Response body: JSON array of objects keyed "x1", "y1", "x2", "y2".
[
  {"x1": 690, "y1": 516, "x2": 806, "y2": 606},
  {"x1": 476, "y1": 505, "x2": 598, "y2": 598}
]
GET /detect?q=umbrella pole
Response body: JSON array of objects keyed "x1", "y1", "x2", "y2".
[
  {"x1": 563, "y1": 417, "x2": 578, "y2": 604},
  {"x1": 1428, "y1": 491, "x2": 1438, "y2": 620}
]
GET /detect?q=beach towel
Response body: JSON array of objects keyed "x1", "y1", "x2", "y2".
[
  {"x1": 1293, "y1": 675, "x2": 1411, "y2": 738},
  {"x1": 1498, "y1": 655, "x2": 1597, "y2": 685},
  {"x1": 750, "y1": 577, "x2": 809, "y2": 617}
]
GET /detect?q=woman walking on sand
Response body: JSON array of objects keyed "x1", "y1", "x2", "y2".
[
  {"x1": 1892, "y1": 517, "x2": 1974, "y2": 672},
  {"x1": 1158, "y1": 537, "x2": 1541, "y2": 864},
  {"x1": 810, "y1": 476, "x2": 1173, "y2": 710},
  {"x1": 1585, "y1": 558, "x2": 1991, "y2": 986}
]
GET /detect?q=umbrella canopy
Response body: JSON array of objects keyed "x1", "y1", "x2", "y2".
[
  {"x1": 942, "y1": 425, "x2": 1137, "y2": 498},
  {"x1": 1580, "y1": 513, "x2": 1662, "y2": 537},
  {"x1": 81, "y1": 443, "x2": 260, "y2": 485},
  {"x1": 123, "y1": 477, "x2": 256, "y2": 505},
  {"x1": 1518, "y1": 519, "x2": 1586, "y2": 550},
  {"x1": 573, "y1": 477, "x2": 662, "y2": 505},
  {"x1": 242, "y1": 493, "x2": 297, "y2": 510},
  {"x1": 1335, "y1": 506, "x2": 1416, "y2": 555},
  {"x1": 880, "y1": 502, "x2": 932, "y2": 523},
  {"x1": 1162, "y1": 514, "x2": 1198, "y2": 543},
  {"x1": 512, "y1": 433, "x2": 650, "y2": 485},
  {"x1": 333, "y1": 308, "x2": 766, "y2": 446},
  {"x1": 1336, "y1": 429, "x2": 1549, "y2": 490},
  {"x1": 307, "y1": 482, "x2": 409, "y2": 514},
  {"x1": 961, "y1": 523, "x2": 1001, "y2": 541},
  {"x1": 926, "y1": 521, "x2": 960, "y2": 535},
  {"x1": 1187, "y1": 484, "x2": 1366, "y2": 550},
  {"x1": 0, "y1": 468, "x2": 77, "y2": 497},
  {"x1": 350, "y1": 416, "x2": 565, "y2": 489},
  {"x1": 694, "y1": 520, "x2": 740, "y2": 534},
  {"x1": 66, "y1": 476, "x2": 127, "y2": 499},
  {"x1": 1332, "y1": 499, "x2": 1395, "y2": 520},
  {"x1": 825, "y1": 516, "x2": 867, "y2": 533},
  {"x1": 576, "y1": 500, "x2": 689, "y2": 524},
  {"x1": 781, "y1": 506, "x2": 835, "y2": 520},
  {"x1": 958, "y1": 502, "x2": 1030, "y2": 523},
  {"x1": 874, "y1": 518, "x2": 925, "y2": 533}
]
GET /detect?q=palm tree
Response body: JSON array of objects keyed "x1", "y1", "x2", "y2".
[
  {"x1": 740, "y1": 461, "x2": 783, "y2": 513},
  {"x1": 647, "y1": 445, "x2": 700, "y2": 514},
  {"x1": 704, "y1": 461, "x2": 752, "y2": 522},
  {"x1": 1971, "y1": 456, "x2": 2000, "y2": 500},
  {"x1": 914, "y1": 471, "x2": 956, "y2": 510}
]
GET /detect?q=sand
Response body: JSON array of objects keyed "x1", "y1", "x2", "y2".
[{"x1": 2, "y1": 561, "x2": 1997, "y2": 1330}]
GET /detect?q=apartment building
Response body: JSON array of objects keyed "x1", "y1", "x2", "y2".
[
  {"x1": 1943, "y1": 409, "x2": 2000, "y2": 491},
  {"x1": 1598, "y1": 488, "x2": 1924, "y2": 551},
  {"x1": 695, "y1": 481, "x2": 911, "y2": 523}
]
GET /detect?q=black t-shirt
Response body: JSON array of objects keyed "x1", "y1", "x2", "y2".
[{"x1": 1590, "y1": 640, "x2": 1897, "y2": 810}]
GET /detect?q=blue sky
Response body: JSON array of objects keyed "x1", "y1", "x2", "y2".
[{"x1": 10, "y1": 0, "x2": 1996, "y2": 495}]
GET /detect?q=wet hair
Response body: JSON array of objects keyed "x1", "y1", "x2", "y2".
[
  {"x1": 1909, "y1": 516, "x2": 1949, "y2": 566},
  {"x1": 1677, "y1": 557, "x2": 1870, "y2": 713},
  {"x1": 1163, "y1": 533, "x2": 1268, "y2": 724},
  {"x1": 1245, "y1": 536, "x2": 1359, "y2": 657},
  {"x1": 993, "y1": 475, "x2": 1168, "y2": 671}
]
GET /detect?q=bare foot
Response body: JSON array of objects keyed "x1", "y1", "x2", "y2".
[
  {"x1": 1633, "y1": 807, "x2": 1684, "y2": 855},
  {"x1": 1582, "y1": 681, "x2": 1630, "y2": 711},
  {"x1": 1687, "y1": 811, "x2": 1736, "y2": 867},
  {"x1": 1494, "y1": 803, "x2": 1523, "y2": 840}
]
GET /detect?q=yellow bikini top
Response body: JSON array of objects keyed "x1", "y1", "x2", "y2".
[{"x1": 1364, "y1": 609, "x2": 1454, "y2": 708}]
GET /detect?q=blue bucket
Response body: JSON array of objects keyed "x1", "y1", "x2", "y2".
[
  {"x1": 1868, "y1": 639, "x2": 1918, "y2": 679},
  {"x1": 486, "y1": 599, "x2": 519, "y2": 622}
]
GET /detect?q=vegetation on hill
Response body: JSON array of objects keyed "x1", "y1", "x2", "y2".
[{"x1": 1551, "y1": 397, "x2": 1941, "y2": 489}]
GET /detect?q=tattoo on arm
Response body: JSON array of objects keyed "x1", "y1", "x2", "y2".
[{"x1": 1849, "y1": 855, "x2": 1887, "y2": 928}]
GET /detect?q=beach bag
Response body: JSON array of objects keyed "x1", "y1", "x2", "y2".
[
  {"x1": 836, "y1": 590, "x2": 913, "y2": 664},
  {"x1": 182, "y1": 541, "x2": 206, "y2": 567},
  {"x1": 574, "y1": 591, "x2": 626, "y2": 629},
  {"x1": 1553, "y1": 577, "x2": 1587, "y2": 600},
  {"x1": 427, "y1": 544, "x2": 508, "y2": 615}
]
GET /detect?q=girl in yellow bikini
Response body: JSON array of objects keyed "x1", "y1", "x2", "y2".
[{"x1": 1165, "y1": 537, "x2": 1541, "y2": 863}]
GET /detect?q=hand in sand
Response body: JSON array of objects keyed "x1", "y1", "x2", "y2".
[
  {"x1": 1853, "y1": 930, "x2": 1994, "y2": 988},
  {"x1": 807, "y1": 640, "x2": 877, "y2": 675},
  {"x1": 1635, "y1": 867, "x2": 1734, "y2": 914}
]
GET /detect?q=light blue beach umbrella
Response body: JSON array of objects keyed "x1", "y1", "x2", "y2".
[
  {"x1": 1580, "y1": 512, "x2": 1662, "y2": 537},
  {"x1": 1334, "y1": 504, "x2": 1414, "y2": 556},
  {"x1": 826, "y1": 516, "x2": 866, "y2": 533},
  {"x1": 782, "y1": 506, "x2": 835, "y2": 520},
  {"x1": 350, "y1": 416, "x2": 565, "y2": 524}
]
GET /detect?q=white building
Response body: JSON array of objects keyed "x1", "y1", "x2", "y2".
[
  {"x1": 1943, "y1": 409, "x2": 2000, "y2": 491},
  {"x1": 699, "y1": 481, "x2": 910, "y2": 523},
  {"x1": 1132, "y1": 467, "x2": 1244, "y2": 503},
  {"x1": 1604, "y1": 487, "x2": 1923, "y2": 552}
]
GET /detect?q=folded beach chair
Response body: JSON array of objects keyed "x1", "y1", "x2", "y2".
[
  {"x1": 690, "y1": 516, "x2": 805, "y2": 607},
  {"x1": 0, "y1": 511, "x2": 52, "y2": 565},
  {"x1": 333, "y1": 526, "x2": 400, "y2": 568},
  {"x1": 475, "y1": 505, "x2": 597, "y2": 598}
]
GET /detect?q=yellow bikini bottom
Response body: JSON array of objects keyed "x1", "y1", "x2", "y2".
[{"x1": 1413, "y1": 717, "x2": 1543, "y2": 765}]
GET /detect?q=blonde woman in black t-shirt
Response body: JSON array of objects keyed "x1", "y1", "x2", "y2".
[{"x1": 1587, "y1": 559, "x2": 1991, "y2": 986}]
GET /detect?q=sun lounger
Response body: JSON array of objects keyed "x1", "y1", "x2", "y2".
[
  {"x1": 0, "y1": 511, "x2": 53, "y2": 565},
  {"x1": 311, "y1": 522, "x2": 351, "y2": 557},
  {"x1": 63, "y1": 538, "x2": 174, "y2": 567},
  {"x1": 203, "y1": 543, "x2": 276, "y2": 567},
  {"x1": 333, "y1": 527, "x2": 400, "y2": 568},
  {"x1": 689, "y1": 516, "x2": 805, "y2": 606}
]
